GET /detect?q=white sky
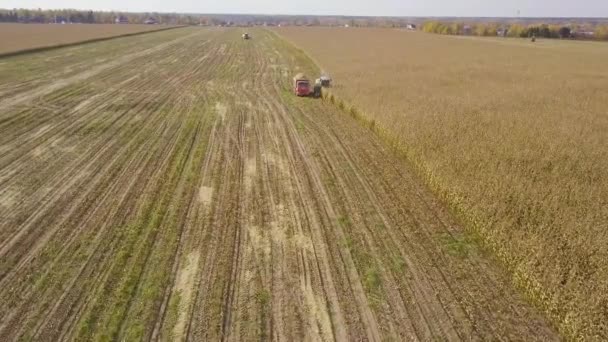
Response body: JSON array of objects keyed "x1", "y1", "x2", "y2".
[{"x1": 1, "y1": 0, "x2": 607, "y2": 17}]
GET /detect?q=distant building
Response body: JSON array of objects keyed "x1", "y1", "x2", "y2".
[
  {"x1": 572, "y1": 30, "x2": 595, "y2": 39},
  {"x1": 144, "y1": 17, "x2": 157, "y2": 25},
  {"x1": 497, "y1": 28, "x2": 508, "y2": 37},
  {"x1": 115, "y1": 16, "x2": 129, "y2": 24},
  {"x1": 463, "y1": 25, "x2": 473, "y2": 35},
  {"x1": 406, "y1": 24, "x2": 417, "y2": 30}
]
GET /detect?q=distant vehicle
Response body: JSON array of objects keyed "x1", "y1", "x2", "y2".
[
  {"x1": 242, "y1": 33, "x2": 251, "y2": 40},
  {"x1": 115, "y1": 16, "x2": 129, "y2": 24},
  {"x1": 318, "y1": 75, "x2": 332, "y2": 87},
  {"x1": 293, "y1": 73, "x2": 311, "y2": 96}
]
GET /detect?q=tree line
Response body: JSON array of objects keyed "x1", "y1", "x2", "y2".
[
  {"x1": 3, "y1": 8, "x2": 608, "y2": 40},
  {"x1": 0, "y1": 8, "x2": 218, "y2": 25},
  {"x1": 421, "y1": 21, "x2": 608, "y2": 40},
  {"x1": 0, "y1": 8, "x2": 415, "y2": 27}
]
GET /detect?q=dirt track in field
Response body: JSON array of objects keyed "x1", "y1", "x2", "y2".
[{"x1": 0, "y1": 28, "x2": 557, "y2": 341}]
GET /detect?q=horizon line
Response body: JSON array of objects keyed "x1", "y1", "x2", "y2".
[{"x1": 1, "y1": 8, "x2": 608, "y2": 20}]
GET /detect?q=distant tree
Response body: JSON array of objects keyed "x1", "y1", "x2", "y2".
[
  {"x1": 69, "y1": 12, "x2": 85, "y2": 23},
  {"x1": 451, "y1": 22, "x2": 464, "y2": 35},
  {"x1": 86, "y1": 10, "x2": 95, "y2": 23},
  {"x1": 474, "y1": 24, "x2": 490, "y2": 36},
  {"x1": 422, "y1": 21, "x2": 439, "y2": 33},
  {"x1": 18, "y1": 9, "x2": 32, "y2": 22},
  {"x1": 486, "y1": 23, "x2": 499, "y2": 36},
  {"x1": 440, "y1": 24, "x2": 452, "y2": 35},
  {"x1": 558, "y1": 26, "x2": 571, "y2": 39},
  {"x1": 527, "y1": 26, "x2": 540, "y2": 38},
  {"x1": 508, "y1": 24, "x2": 525, "y2": 38},
  {"x1": 596, "y1": 25, "x2": 608, "y2": 40},
  {"x1": 536, "y1": 24, "x2": 559, "y2": 38},
  {"x1": 539, "y1": 24, "x2": 553, "y2": 38}
]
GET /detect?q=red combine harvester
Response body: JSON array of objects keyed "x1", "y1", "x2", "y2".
[{"x1": 293, "y1": 73, "x2": 312, "y2": 96}]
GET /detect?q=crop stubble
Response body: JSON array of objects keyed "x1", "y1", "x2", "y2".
[{"x1": 0, "y1": 27, "x2": 556, "y2": 340}]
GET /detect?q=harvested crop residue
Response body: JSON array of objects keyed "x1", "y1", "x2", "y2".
[
  {"x1": 173, "y1": 251, "x2": 200, "y2": 341},
  {"x1": 198, "y1": 186, "x2": 213, "y2": 205},
  {"x1": 215, "y1": 102, "x2": 227, "y2": 122}
]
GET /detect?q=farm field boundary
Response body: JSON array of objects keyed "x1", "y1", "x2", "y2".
[
  {"x1": 270, "y1": 27, "x2": 558, "y2": 331},
  {"x1": 0, "y1": 25, "x2": 186, "y2": 58}
]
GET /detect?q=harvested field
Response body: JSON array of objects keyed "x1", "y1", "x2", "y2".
[
  {"x1": 0, "y1": 27, "x2": 557, "y2": 340},
  {"x1": 0, "y1": 23, "x2": 177, "y2": 55},
  {"x1": 276, "y1": 26, "x2": 608, "y2": 340}
]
